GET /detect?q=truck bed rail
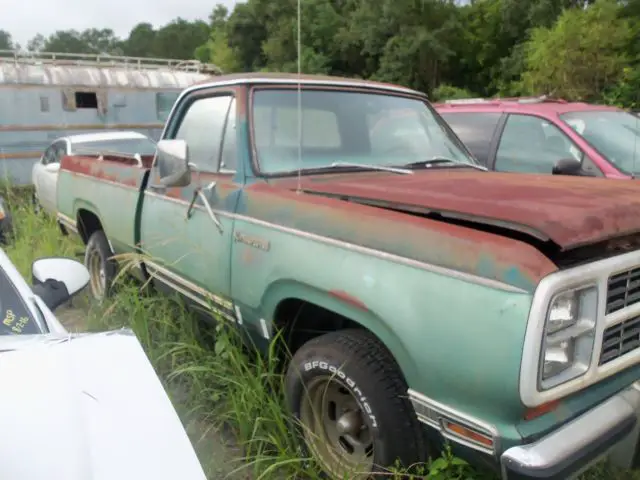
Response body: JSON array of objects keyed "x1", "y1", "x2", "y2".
[{"x1": 69, "y1": 149, "x2": 154, "y2": 168}]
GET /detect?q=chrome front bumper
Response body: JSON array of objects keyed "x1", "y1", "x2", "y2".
[{"x1": 501, "y1": 382, "x2": 640, "y2": 479}]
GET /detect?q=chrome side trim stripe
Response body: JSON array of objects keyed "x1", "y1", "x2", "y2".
[{"x1": 145, "y1": 260, "x2": 236, "y2": 323}]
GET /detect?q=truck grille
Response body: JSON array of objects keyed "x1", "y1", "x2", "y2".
[
  {"x1": 600, "y1": 315, "x2": 640, "y2": 365},
  {"x1": 606, "y1": 267, "x2": 640, "y2": 314}
]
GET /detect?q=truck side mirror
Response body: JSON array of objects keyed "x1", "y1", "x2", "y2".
[
  {"x1": 552, "y1": 157, "x2": 583, "y2": 176},
  {"x1": 156, "y1": 139, "x2": 192, "y2": 187}
]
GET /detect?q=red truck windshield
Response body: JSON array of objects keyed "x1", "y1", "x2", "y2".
[{"x1": 251, "y1": 89, "x2": 477, "y2": 174}]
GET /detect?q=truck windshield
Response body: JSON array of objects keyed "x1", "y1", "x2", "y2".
[
  {"x1": 0, "y1": 267, "x2": 39, "y2": 336},
  {"x1": 252, "y1": 89, "x2": 478, "y2": 174},
  {"x1": 560, "y1": 110, "x2": 640, "y2": 175}
]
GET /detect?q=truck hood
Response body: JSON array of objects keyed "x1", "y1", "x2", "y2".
[
  {"x1": 284, "y1": 169, "x2": 640, "y2": 251},
  {"x1": 0, "y1": 330, "x2": 207, "y2": 480}
]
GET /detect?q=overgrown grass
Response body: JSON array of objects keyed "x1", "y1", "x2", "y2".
[{"x1": 1, "y1": 184, "x2": 636, "y2": 480}]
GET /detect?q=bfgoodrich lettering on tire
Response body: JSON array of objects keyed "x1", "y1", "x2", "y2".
[
  {"x1": 84, "y1": 230, "x2": 117, "y2": 302},
  {"x1": 285, "y1": 328, "x2": 427, "y2": 479}
]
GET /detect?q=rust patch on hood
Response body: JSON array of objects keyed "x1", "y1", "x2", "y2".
[
  {"x1": 242, "y1": 180, "x2": 558, "y2": 291},
  {"x1": 272, "y1": 170, "x2": 640, "y2": 251}
]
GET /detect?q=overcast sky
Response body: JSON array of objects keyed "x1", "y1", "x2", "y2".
[{"x1": 5, "y1": 0, "x2": 240, "y2": 46}]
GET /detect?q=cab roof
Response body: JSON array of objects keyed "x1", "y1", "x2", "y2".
[{"x1": 190, "y1": 72, "x2": 425, "y2": 97}]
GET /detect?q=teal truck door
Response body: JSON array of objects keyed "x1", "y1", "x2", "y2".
[{"x1": 139, "y1": 89, "x2": 241, "y2": 323}]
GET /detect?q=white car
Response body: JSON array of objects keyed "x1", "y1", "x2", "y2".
[
  {"x1": 31, "y1": 131, "x2": 157, "y2": 215},
  {"x1": 0, "y1": 249, "x2": 207, "y2": 480}
]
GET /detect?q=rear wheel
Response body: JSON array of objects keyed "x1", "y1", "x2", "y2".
[
  {"x1": 285, "y1": 328, "x2": 427, "y2": 479},
  {"x1": 84, "y1": 230, "x2": 117, "y2": 302}
]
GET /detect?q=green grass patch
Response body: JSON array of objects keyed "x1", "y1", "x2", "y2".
[{"x1": 1, "y1": 184, "x2": 636, "y2": 480}]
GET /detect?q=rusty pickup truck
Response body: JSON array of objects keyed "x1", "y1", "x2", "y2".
[{"x1": 55, "y1": 72, "x2": 640, "y2": 479}]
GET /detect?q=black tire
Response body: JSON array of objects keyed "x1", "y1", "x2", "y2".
[
  {"x1": 285, "y1": 328, "x2": 427, "y2": 479},
  {"x1": 84, "y1": 230, "x2": 117, "y2": 302}
]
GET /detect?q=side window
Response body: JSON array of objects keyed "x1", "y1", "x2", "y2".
[
  {"x1": 220, "y1": 98, "x2": 237, "y2": 173},
  {"x1": 495, "y1": 114, "x2": 584, "y2": 174},
  {"x1": 172, "y1": 95, "x2": 233, "y2": 173},
  {"x1": 40, "y1": 95, "x2": 50, "y2": 113},
  {"x1": 439, "y1": 112, "x2": 502, "y2": 166}
]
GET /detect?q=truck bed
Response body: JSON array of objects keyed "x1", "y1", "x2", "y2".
[{"x1": 56, "y1": 153, "x2": 150, "y2": 255}]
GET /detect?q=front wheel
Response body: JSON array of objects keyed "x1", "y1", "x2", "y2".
[
  {"x1": 285, "y1": 328, "x2": 428, "y2": 479},
  {"x1": 84, "y1": 230, "x2": 117, "y2": 302}
]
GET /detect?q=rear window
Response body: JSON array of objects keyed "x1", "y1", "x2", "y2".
[
  {"x1": 254, "y1": 106, "x2": 341, "y2": 149},
  {"x1": 439, "y1": 112, "x2": 502, "y2": 165}
]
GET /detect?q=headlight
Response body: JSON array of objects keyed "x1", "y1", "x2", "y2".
[{"x1": 540, "y1": 285, "x2": 598, "y2": 390}]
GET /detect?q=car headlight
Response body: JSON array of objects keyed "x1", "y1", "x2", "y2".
[{"x1": 540, "y1": 285, "x2": 598, "y2": 390}]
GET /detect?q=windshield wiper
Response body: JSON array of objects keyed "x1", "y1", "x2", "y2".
[
  {"x1": 328, "y1": 162, "x2": 413, "y2": 175},
  {"x1": 399, "y1": 157, "x2": 488, "y2": 171}
]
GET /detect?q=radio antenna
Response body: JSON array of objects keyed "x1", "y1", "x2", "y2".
[
  {"x1": 633, "y1": 106, "x2": 638, "y2": 179},
  {"x1": 295, "y1": 0, "x2": 303, "y2": 194}
]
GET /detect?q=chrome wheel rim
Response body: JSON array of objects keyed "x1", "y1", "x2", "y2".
[
  {"x1": 299, "y1": 375, "x2": 374, "y2": 478},
  {"x1": 87, "y1": 249, "x2": 105, "y2": 299}
]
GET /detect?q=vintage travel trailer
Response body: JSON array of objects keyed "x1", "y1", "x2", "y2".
[{"x1": 0, "y1": 50, "x2": 220, "y2": 185}]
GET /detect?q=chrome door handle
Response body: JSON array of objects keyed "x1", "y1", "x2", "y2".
[{"x1": 186, "y1": 183, "x2": 223, "y2": 234}]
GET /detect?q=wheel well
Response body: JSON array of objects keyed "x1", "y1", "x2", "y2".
[
  {"x1": 76, "y1": 209, "x2": 103, "y2": 244},
  {"x1": 273, "y1": 298, "x2": 364, "y2": 356}
]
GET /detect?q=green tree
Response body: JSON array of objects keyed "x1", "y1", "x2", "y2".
[
  {"x1": 79, "y1": 28, "x2": 123, "y2": 55},
  {"x1": 226, "y1": 2, "x2": 269, "y2": 71},
  {"x1": 432, "y1": 84, "x2": 477, "y2": 102},
  {"x1": 27, "y1": 34, "x2": 45, "y2": 52},
  {"x1": 41, "y1": 30, "x2": 90, "y2": 54},
  {"x1": 0, "y1": 30, "x2": 13, "y2": 50},
  {"x1": 153, "y1": 18, "x2": 210, "y2": 60},
  {"x1": 194, "y1": 4, "x2": 240, "y2": 72},
  {"x1": 122, "y1": 23, "x2": 157, "y2": 58},
  {"x1": 521, "y1": 0, "x2": 632, "y2": 101},
  {"x1": 603, "y1": 65, "x2": 640, "y2": 108}
]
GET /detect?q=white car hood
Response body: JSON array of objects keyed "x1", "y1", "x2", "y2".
[{"x1": 0, "y1": 330, "x2": 207, "y2": 480}]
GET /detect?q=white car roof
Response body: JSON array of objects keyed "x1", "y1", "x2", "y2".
[{"x1": 66, "y1": 131, "x2": 149, "y2": 144}]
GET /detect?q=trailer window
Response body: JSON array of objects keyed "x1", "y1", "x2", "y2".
[
  {"x1": 39, "y1": 96, "x2": 50, "y2": 113},
  {"x1": 156, "y1": 92, "x2": 180, "y2": 122},
  {"x1": 75, "y1": 92, "x2": 98, "y2": 109}
]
